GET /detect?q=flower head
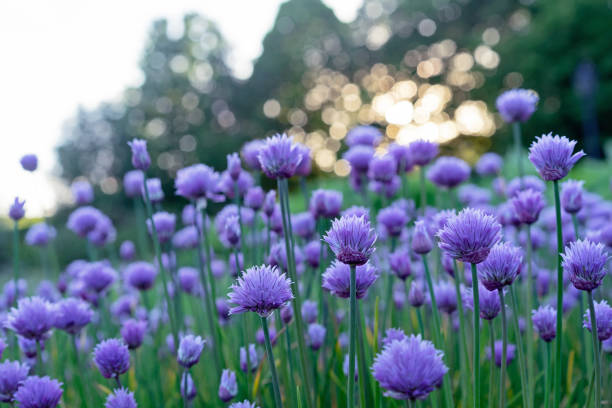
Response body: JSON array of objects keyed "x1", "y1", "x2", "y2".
[
  {"x1": 343, "y1": 146, "x2": 374, "y2": 173},
  {"x1": 9, "y1": 197, "x2": 26, "y2": 221},
  {"x1": 496, "y1": 89, "x2": 538, "y2": 123},
  {"x1": 408, "y1": 281, "x2": 426, "y2": 307},
  {"x1": 181, "y1": 372, "x2": 197, "y2": 401},
  {"x1": 81, "y1": 262, "x2": 117, "y2": 293},
  {"x1": 257, "y1": 134, "x2": 303, "y2": 179},
  {"x1": 147, "y1": 212, "x2": 176, "y2": 243},
  {"x1": 240, "y1": 344, "x2": 259, "y2": 373},
  {"x1": 561, "y1": 179, "x2": 584, "y2": 214},
  {"x1": 127, "y1": 139, "x2": 150, "y2": 170},
  {"x1": 309, "y1": 189, "x2": 343, "y2": 219},
  {"x1": 14, "y1": 376, "x2": 62, "y2": 408},
  {"x1": 71, "y1": 180, "x2": 94, "y2": 205},
  {"x1": 301, "y1": 300, "x2": 318, "y2": 324},
  {"x1": 487, "y1": 340, "x2": 516, "y2": 367},
  {"x1": 67, "y1": 206, "x2": 102, "y2": 237},
  {"x1": 412, "y1": 220, "x2": 434, "y2": 254},
  {"x1": 143, "y1": 178, "x2": 164, "y2": 203},
  {"x1": 105, "y1": 388, "x2": 137, "y2": 408},
  {"x1": 562, "y1": 239, "x2": 608, "y2": 291},
  {"x1": 342, "y1": 206, "x2": 370, "y2": 222},
  {"x1": 437, "y1": 208, "x2": 502, "y2": 264},
  {"x1": 227, "y1": 153, "x2": 242, "y2": 181},
  {"x1": 229, "y1": 401, "x2": 259, "y2": 408},
  {"x1": 511, "y1": 188, "x2": 546, "y2": 225},
  {"x1": 372, "y1": 335, "x2": 448, "y2": 400},
  {"x1": 322, "y1": 261, "x2": 378, "y2": 299},
  {"x1": 528, "y1": 133, "x2": 585, "y2": 181},
  {"x1": 477, "y1": 242, "x2": 523, "y2": 291},
  {"x1": 324, "y1": 215, "x2": 377, "y2": 265},
  {"x1": 119, "y1": 241, "x2": 135, "y2": 261},
  {"x1": 368, "y1": 155, "x2": 397, "y2": 183},
  {"x1": 125, "y1": 262, "x2": 157, "y2": 291},
  {"x1": 120, "y1": 319, "x2": 147, "y2": 350},
  {"x1": 389, "y1": 249, "x2": 412, "y2": 281},
  {"x1": 532, "y1": 305, "x2": 557, "y2": 342},
  {"x1": 53, "y1": 298, "x2": 93, "y2": 335},
  {"x1": 407, "y1": 140, "x2": 439, "y2": 167},
  {"x1": 377, "y1": 206, "x2": 408, "y2": 238},
  {"x1": 244, "y1": 187, "x2": 265, "y2": 211},
  {"x1": 175, "y1": 164, "x2": 224, "y2": 201},
  {"x1": 427, "y1": 157, "x2": 470, "y2": 189},
  {"x1": 382, "y1": 328, "x2": 408, "y2": 347},
  {"x1": 475, "y1": 153, "x2": 503, "y2": 176},
  {"x1": 20, "y1": 154, "x2": 38, "y2": 172},
  {"x1": 506, "y1": 175, "x2": 546, "y2": 198},
  {"x1": 346, "y1": 125, "x2": 383, "y2": 147},
  {"x1": 307, "y1": 323, "x2": 326, "y2": 350},
  {"x1": 93, "y1": 339, "x2": 130, "y2": 379},
  {"x1": 295, "y1": 143, "x2": 312, "y2": 177},
  {"x1": 219, "y1": 369, "x2": 238, "y2": 402},
  {"x1": 228, "y1": 265, "x2": 293, "y2": 317},
  {"x1": 6, "y1": 297, "x2": 55, "y2": 340},
  {"x1": 25, "y1": 223, "x2": 56, "y2": 247},
  {"x1": 478, "y1": 284, "x2": 501, "y2": 320},
  {"x1": 123, "y1": 170, "x2": 144, "y2": 198},
  {"x1": 0, "y1": 360, "x2": 29, "y2": 402},
  {"x1": 178, "y1": 335, "x2": 205, "y2": 368},
  {"x1": 388, "y1": 143, "x2": 413, "y2": 172},
  {"x1": 583, "y1": 300, "x2": 612, "y2": 342},
  {"x1": 241, "y1": 140, "x2": 265, "y2": 171}
]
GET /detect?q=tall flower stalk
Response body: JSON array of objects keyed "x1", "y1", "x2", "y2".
[
  {"x1": 261, "y1": 316, "x2": 283, "y2": 408},
  {"x1": 497, "y1": 289, "x2": 507, "y2": 408},
  {"x1": 586, "y1": 292, "x2": 600, "y2": 408},
  {"x1": 347, "y1": 264, "x2": 357, "y2": 408}
]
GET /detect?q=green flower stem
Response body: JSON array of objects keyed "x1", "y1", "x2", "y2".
[
  {"x1": 545, "y1": 342, "x2": 551, "y2": 408},
  {"x1": 525, "y1": 226, "x2": 535, "y2": 407},
  {"x1": 381, "y1": 237, "x2": 397, "y2": 334},
  {"x1": 587, "y1": 291, "x2": 601, "y2": 408},
  {"x1": 348, "y1": 264, "x2": 357, "y2": 408},
  {"x1": 277, "y1": 178, "x2": 313, "y2": 408},
  {"x1": 356, "y1": 303, "x2": 368, "y2": 408},
  {"x1": 552, "y1": 180, "x2": 564, "y2": 408},
  {"x1": 509, "y1": 285, "x2": 530, "y2": 408},
  {"x1": 470, "y1": 263, "x2": 481, "y2": 408},
  {"x1": 498, "y1": 289, "x2": 508, "y2": 408},
  {"x1": 133, "y1": 198, "x2": 149, "y2": 257},
  {"x1": 142, "y1": 180, "x2": 179, "y2": 351},
  {"x1": 12, "y1": 222, "x2": 20, "y2": 308},
  {"x1": 262, "y1": 316, "x2": 283, "y2": 408},
  {"x1": 488, "y1": 320, "x2": 496, "y2": 408},
  {"x1": 182, "y1": 368, "x2": 189, "y2": 408},
  {"x1": 36, "y1": 340, "x2": 43, "y2": 375},
  {"x1": 512, "y1": 122, "x2": 524, "y2": 180},
  {"x1": 423, "y1": 255, "x2": 453, "y2": 408},
  {"x1": 452, "y1": 261, "x2": 471, "y2": 407},
  {"x1": 420, "y1": 166, "x2": 427, "y2": 216}
]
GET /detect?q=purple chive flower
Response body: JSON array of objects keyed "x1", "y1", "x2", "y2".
[
  {"x1": 280, "y1": 305, "x2": 293, "y2": 324},
  {"x1": 342, "y1": 206, "x2": 370, "y2": 222},
  {"x1": 229, "y1": 253, "x2": 244, "y2": 277},
  {"x1": 412, "y1": 220, "x2": 433, "y2": 254},
  {"x1": 562, "y1": 239, "x2": 608, "y2": 291},
  {"x1": 25, "y1": 223, "x2": 56, "y2": 247},
  {"x1": 477, "y1": 242, "x2": 523, "y2": 291},
  {"x1": 20, "y1": 154, "x2": 38, "y2": 172},
  {"x1": 478, "y1": 284, "x2": 501, "y2": 320},
  {"x1": 227, "y1": 153, "x2": 242, "y2": 181},
  {"x1": 346, "y1": 125, "x2": 383, "y2": 147},
  {"x1": 93, "y1": 339, "x2": 130, "y2": 379},
  {"x1": 123, "y1": 171, "x2": 144, "y2": 198},
  {"x1": 119, "y1": 241, "x2": 136, "y2": 261},
  {"x1": 229, "y1": 400, "x2": 259, "y2": 408},
  {"x1": 324, "y1": 215, "x2": 377, "y2": 266},
  {"x1": 181, "y1": 372, "x2": 197, "y2": 401},
  {"x1": 125, "y1": 262, "x2": 157, "y2": 291},
  {"x1": 532, "y1": 305, "x2": 557, "y2": 342},
  {"x1": 9, "y1": 197, "x2": 26, "y2": 221},
  {"x1": 127, "y1": 139, "x2": 150, "y2": 170},
  {"x1": 496, "y1": 89, "x2": 538, "y2": 123},
  {"x1": 307, "y1": 323, "x2": 326, "y2": 350},
  {"x1": 309, "y1": 189, "x2": 343, "y2": 219},
  {"x1": 216, "y1": 298, "x2": 231, "y2": 324},
  {"x1": 18, "y1": 337, "x2": 39, "y2": 359},
  {"x1": 408, "y1": 281, "x2": 426, "y2": 307},
  {"x1": 223, "y1": 215, "x2": 241, "y2": 248},
  {"x1": 506, "y1": 176, "x2": 546, "y2": 198},
  {"x1": 53, "y1": 298, "x2": 93, "y2": 335},
  {"x1": 458, "y1": 185, "x2": 491, "y2": 206},
  {"x1": 240, "y1": 344, "x2": 259, "y2": 373},
  {"x1": 257, "y1": 133, "x2": 303, "y2": 179},
  {"x1": 218, "y1": 369, "x2": 238, "y2": 402},
  {"x1": 301, "y1": 300, "x2": 318, "y2": 324},
  {"x1": 511, "y1": 188, "x2": 546, "y2": 225},
  {"x1": 561, "y1": 179, "x2": 584, "y2": 214},
  {"x1": 372, "y1": 334, "x2": 448, "y2": 401},
  {"x1": 67, "y1": 206, "x2": 102, "y2": 237},
  {"x1": 177, "y1": 335, "x2": 205, "y2": 368},
  {"x1": 87, "y1": 213, "x2": 116, "y2": 247},
  {"x1": 475, "y1": 153, "x2": 503, "y2": 176},
  {"x1": 178, "y1": 267, "x2": 199, "y2": 295},
  {"x1": 105, "y1": 388, "x2": 137, "y2": 408},
  {"x1": 241, "y1": 140, "x2": 265, "y2": 171},
  {"x1": 407, "y1": 140, "x2": 439, "y2": 167},
  {"x1": 434, "y1": 281, "x2": 457, "y2": 315},
  {"x1": 438, "y1": 208, "x2": 502, "y2": 264},
  {"x1": 14, "y1": 376, "x2": 62, "y2": 408},
  {"x1": 81, "y1": 262, "x2": 117, "y2": 293},
  {"x1": 382, "y1": 328, "x2": 408, "y2": 347},
  {"x1": 172, "y1": 226, "x2": 199, "y2": 250},
  {"x1": 322, "y1": 261, "x2": 378, "y2": 299},
  {"x1": 6, "y1": 297, "x2": 55, "y2": 341},
  {"x1": 583, "y1": 300, "x2": 612, "y2": 342},
  {"x1": 427, "y1": 157, "x2": 470, "y2": 189},
  {"x1": 389, "y1": 250, "x2": 412, "y2": 281},
  {"x1": 528, "y1": 133, "x2": 585, "y2": 181},
  {"x1": 295, "y1": 143, "x2": 312, "y2": 177},
  {"x1": 292, "y1": 212, "x2": 316, "y2": 239},
  {"x1": 0, "y1": 360, "x2": 29, "y2": 402},
  {"x1": 303, "y1": 240, "x2": 321, "y2": 268},
  {"x1": 228, "y1": 265, "x2": 293, "y2": 317},
  {"x1": 71, "y1": 180, "x2": 94, "y2": 205},
  {"x1": 343, "y1": 354, "x2": 358, "y2": 381},
  {"x1": 487, "y1": 340, "x2": 517, "y2": 367},
  {"x1": 244, "y1": 187, "x2": 265, "y2": 211},
  {"x1": 175, "y1": 164, "x2": 224, "y2": 202},
  {"x1": 344, "y1": 146, "x2": 374, "y2": 174},
  {"x1": 263, "y1": 190, "x2": 276, "y2": 217},
  {"x1": 368, "y1": 155, "x2": 397, "y2": 183},
  {"x1": 388, "y1": 143, "x2": 413, "y2": 172},
  {"x1": 377, "y1": 207, "x2": 408, "y2": 238},
  {"x1": 146, "y1": 212, "x2": 175, "y2": 243},
  {"x1": 120, "y1": 319, "x2": 147, "y2": 350},
  {"x1": 219, "y1": 170, "x2": 254, "y2": 200}
]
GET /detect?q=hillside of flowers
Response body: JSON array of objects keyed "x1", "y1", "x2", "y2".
[{"x1": 4, "y1": 90, "x2": 612, "y2": 408}]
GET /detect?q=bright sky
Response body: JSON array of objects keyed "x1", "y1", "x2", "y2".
[{"x1": 0, "y1": 0, "x2": 362, "y2": 218}]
